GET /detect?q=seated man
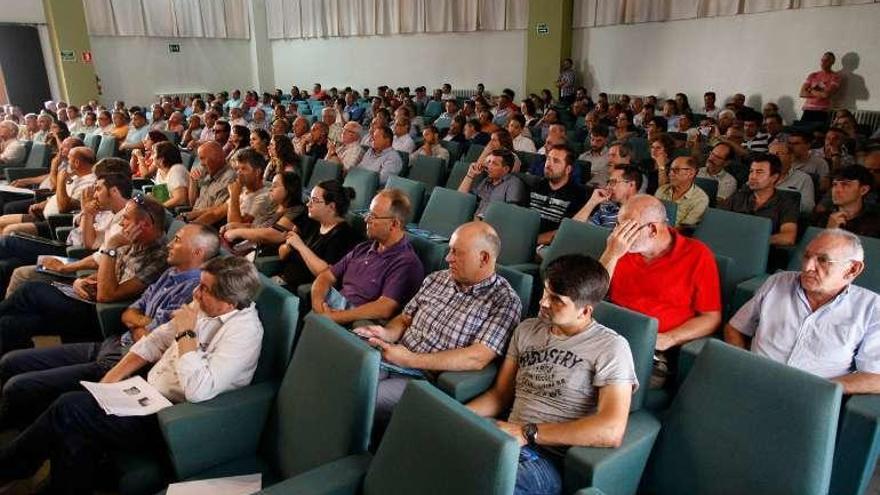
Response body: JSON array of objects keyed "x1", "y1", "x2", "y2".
[
  {"x1": 528, "y1": 145, "x2": 587, "y2": 247},
  {"x1": 0, "y1": 146, "x2": 97, "y2": 236},
  {"x1": 326, "y1": 121, "x2": 365, "y2": 171},
  {"x1": 789, "y1": 130, "x2": 830, "y2": 189},
  {"x1": 458, "y1": 149, "x2": 527, "y2": 218},
  {"x1": 0, "y1": 256, "x2": 263, "y2": 494},
  {"x1": 391, "y1": 118, "x2": 416, "y2": 154},
  {"x1": 770, "y1": 140, "x2": 815, "y2": 214},
  {"x1": 356, "y1": 222, "x2": 521, "y2": 432},
  {"x1": 0, "y1": 121, "x2": 26, "y2": 165},
  {"x1": 573, "y1": 164, "x2": 642, "y2": 228},
  {"x1": 356, "y1": 125, "x2": 403, "y2": 186},
  {"x1": 599, "y1": 194, "x2": 721, "y2": 387},
  {"x1": 194, "y1": 148, "x2": 273, "y2": 228},
  {"x1": 118, "y1": 110, "x2": 149, "y2": 154},
  {"x1": 311, "y1": 189, "x2": 423, "y2": 325},
  {"x1": 303, "y1": 121, "x2": 330, "y2": 159},
  {"x1": 812, "y1": 165, "x2": 879, "y2": 238},
  {"x1": 183, "y1": 142, "x2": 237, "y2": 224},
  {"x1": 467, "y1": 254, "x2": 637, "y2": 493},
  {"x1": 654, "y1": 156, "x2": 710, "y2": 229},
  {"x1": 696, "y1": 142, "x2": 738, "y2": 203},
  {"x1": 0, "y1": 196, "x2": 169, "y2": 357},
  {"x1": 0, "y1": 223, "x2": 218, "y2": 430},
  {"x1": 579, "y1": 126, "x2": 611, "y2": 186},
  {"x1": 411, "y1": 124, "x2": 450, "y2": 163},
  {"x1": 725, "y1": 229, "x2": 880, "y2": 393},
  {"x1": 721, "y1": 153, "x2": 799, "y2": 247}
]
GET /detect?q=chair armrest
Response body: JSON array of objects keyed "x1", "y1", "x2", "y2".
[
  {"x1": 96, "y1": 301, "x2": 132, "y2": 338},
  {"x1": 258, "y1": 453, "x2": 371, "y2": 495},
  {"x1": 435, "y1": 362, "x2": 498, "y2": 403},
  {"x1": 55, "y1": 226, "x2": 74, "y2": 243},
  {"x1": 66, "y1": 246, "x2": 96, "y2": 259},
  {"x1": 158, "y1": 382, "x2": 278, "y2": 480},
  {"x1": 254, "y1": 255, "x2": 283, "y2": 277},
  {"x1": 564, "y1": 410, "x2": 661, "y2": 495},
  {"x1": 677, "y1": 337, "x2": 712, "y2": 387},
  {"x1": 46, "y1": 213, "x2": 74, "y2": 228},
  {"x1": 830, "y1": 395, "x2": 880, "y2": 495},
  {"x1": 574, "y1": 489, "x2": 607, "y2": 495},
  {"x1": 731, "y1": 274, "x2": 770, "y2": 315},
  {"x1": 5, "y1": 168, "x2": 47, "y2": 181}
]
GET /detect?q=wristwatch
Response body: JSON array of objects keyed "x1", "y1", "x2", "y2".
[
  {"x1": 175, "y1": 330, "x2": 197, "y2": 341},
  {"x1": 99, "y1": 248, "x2": 118, "y2": 258},
  {"x1": 522, "y1": 422, "x2": 539, "y2": 446}
]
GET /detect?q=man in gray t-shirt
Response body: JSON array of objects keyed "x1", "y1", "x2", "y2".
[{"x1": 467, "y1": 254, "x2": 637, "y2": 495}]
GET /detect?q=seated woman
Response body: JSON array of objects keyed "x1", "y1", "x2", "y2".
[
  {"x1": 130, "y1": 130, "x2": 168, "y2": 178},
  {"x1": 152, "y1": 141, "x2": 189, "y2": 209},
  {"x1": 222, "y1": 171, "x2": 314, "y2": 254},
  {"x1": 226, "y1": 125, "x2": 251, "y2": 162},
  {"x1": 250, "y1": 128, "x2": 270, "y2": 161},
  {"x1": 278, "y1": 179, "x2": 362, "y2": 290},
  {"x1": 264, "y1": 134, "x2": 299, "y2": 182}
]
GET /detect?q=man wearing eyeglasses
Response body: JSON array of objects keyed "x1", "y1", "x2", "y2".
[
  {"x1": 654, "y1": 156, "x2": 710, "y2": 229},
  {"x1": 573, "y1": 165, "x2": 642, "y2": 229},
  {"x1": 725, "y1": 229, "x2": 880, "y2": 393}
]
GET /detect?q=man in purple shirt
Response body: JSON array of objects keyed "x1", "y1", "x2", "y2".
[{"x1": 311, "y1": 189, "x2": 424, "y2": 325}]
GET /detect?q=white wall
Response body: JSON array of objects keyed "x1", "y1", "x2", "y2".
[
  {"x1": 271, "y1": 30, "x2": 526, "y2": 97},
  {"x1": 0, "y1": 0, "x2": 45, "y2": 24},
  {"x1": 573, "y1": 3, "x2": 880, "y2": 123},
  {"x1": 89, "y1": 36, "x2": 254, "y2": 105}
]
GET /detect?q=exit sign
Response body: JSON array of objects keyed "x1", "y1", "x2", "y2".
[
  {"x1": 169, "y1": 44, "x2": 181, "y2": 53},
  {"x1": 536, "y1": 23, "x2": 550, "y2": 36}
]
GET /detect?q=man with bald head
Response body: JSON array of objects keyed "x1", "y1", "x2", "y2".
[
  {"x1": 183, "y1": 141, "x2": 236, "y2": 224},
  {"x1": 290, "y1": 116, "x2": 310, "y2": 155},
  {"x1": 355, "y1": 220, "x2": 522, "y2": 437},
  {"x1": 600, "y1": 194, "x2": 721, "y2": 387},
  {"x1": 726, "y1": 229, "x2": 880, "y2": 393},
  {"x1": 326, "y1": 121, "x2": 364, "y2": 171}
]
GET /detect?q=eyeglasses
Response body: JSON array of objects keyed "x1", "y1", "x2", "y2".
[
  {"x1": 308, "y1": 196, "x2": 325, "y2": 205},
  {"x1": 802, "y1": 253, "x2": 854, "y2": 267},
  {"x1": 606, "y1": 179, "x2": 633, "y2": 186},
  {"x1": 364, "y1": 212, "x2": 396, "y2": 222}
]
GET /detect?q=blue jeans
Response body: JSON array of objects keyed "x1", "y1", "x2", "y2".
[{"x1": 515, "y1": 446, "x2": 563, "y2": 495}]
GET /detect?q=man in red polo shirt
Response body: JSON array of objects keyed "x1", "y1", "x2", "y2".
[{"x1": 599, "y1": 194, "x2": 721, "y2": 388}]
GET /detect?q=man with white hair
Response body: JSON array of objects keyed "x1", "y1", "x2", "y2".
[
  {"x1": 326, "y1": 121, "x2": 364, "y2": 171},
  {"x1": 725, "y1": 229, "x2": 880, "y2": 393},
  {"x1": 322, "y1": 107, "x2": 344, "y2": 145},
  {"x1": 0, "y1": 121, "x2": 26, "y2": 165},
  {"x1": 18, "y1": 114, "x2": 38, "y2": 141}
]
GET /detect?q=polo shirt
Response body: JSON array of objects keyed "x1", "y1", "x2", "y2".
[
  {"x1": 721, "y1": 189, "x2": 799, "y2": 234},
  {"x1": 609, "y1": 228, "x2": 721, "y2": 333},
  {"x1": 654, "y1": 183, "x2": 710, "y2": 227},
  {"x1": 528, "y1": 179, "x2": 587, "y2": 233},
  {"x1": 696, "y1": 167, "x2": 738, "y2": 201},
  {"x1": 776, "y1": 168, "x2": 816, "y2": 213},
  {"x1": 358, "y1": 147, "x2": 403, "y2": 186},
  {"x1": 793, "y1": 155, "x2": 830, "y2": 178},
  {"x1": 743, "y1": 133, "x2": 770, "y2": 153},
  {"x1": 472, "y1": 174, "x2": 528, "y2": 218},
  {"x1": 330, "y1": 236, "x2": 424, "y2": 308}
]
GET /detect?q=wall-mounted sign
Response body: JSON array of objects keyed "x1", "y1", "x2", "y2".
[
  {"x1": 82, "y1": 50, "x2": 92, "y2": 63},
  {"x1": 169, "y1": 44, "x2": 181, "y2": 53},
  {"x1": 536, "y1": 23, "x2": 550, "y2": 36},
  {"x1": 60, "y1": 49, "x2": 75, "y2": 62}
]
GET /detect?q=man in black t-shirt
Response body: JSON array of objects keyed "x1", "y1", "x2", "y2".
[{"x1": 529, "y1": 145, "x2": 587, "y2": 247}]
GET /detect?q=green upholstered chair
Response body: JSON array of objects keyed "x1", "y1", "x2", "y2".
[
  {"x1": 417, "y1": 186, "x2": 476, "y2": 238},
  {"x1": 659, "y1": 199, "x2": 677, "y2": 226},
  {"x1": 342, "y1": 168, "x2": 379, "y2": 212},
  {"x1": 440, "y1": 140, "x2": 461, "y2": 165},
  {"x1": 23, "y1": 142, "x2": 50, "y2": 169},
  {"x1": 307, "y1": 159, "x2": 343, "y2": 191},
  {"x1": 463, "y1": 144, "x2": 485, "y2": 163},
  {"x1": 640, "y1": 340, "x2": 842, "y2": 495},
  {"x1": 540, "y1": 219, "x2": 610, "y2": 273},
  {"x1": 423, "y1": 101, "x2": 443, "y2": 123},
  {"x1": 444, "y1": 159, "x2": 471, "y2": 190},
  {"x1": 84, "y1": 133, "x2": 101, "y2": 153},
  {"x1": 96, "y1": 134, "x2": 118, "y2": 160},
  {"x1": 407, "y1": 234, "x2": 449, "y2": 273},
  {"x1": 386, "y1": 175, "x2": 426, "y2": 223},
  {"x1": 299, "y1": 155, "x2": 316, "y2": 185},
  {"x1": 563, "y1": 302, "x2": 661, "y2": 495},
  {"x1": 256, "y1": 381, "x2": 519, "y2": 495},
  {"x1": 406, "y1": 154, "x2": 445, "y2": 192},
  {"x1": 113, "y1": 275, "x2": 301, "y2": 495},
  {"x1": 694, "y1": 177, "x2": 718, "y2": 208},
  {"x1": 482, "y1": 201, "x2": 541, "y2": 266}
]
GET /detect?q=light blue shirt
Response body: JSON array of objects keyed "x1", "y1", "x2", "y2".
[
  {"x1": 125, "y1": 124, "x2": 149, "y2": 145},
  {"x1": 731, "y1": 271, "x2": 880, "y2": 380},
  {"x1": 357, "y1": 146, "x2": 403, "y2": 186}
]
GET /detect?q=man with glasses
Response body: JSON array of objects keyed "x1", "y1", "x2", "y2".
[
  {"x1": 654, "y1": 156, "x2": 710, "y2": 229},
  {"x1": 726, "y1": 229, "x2": 880, "y2": 393},
  {"x1": 326, "y1": 121, "x2": 365, "y2": 171},
  {"x1": 574, "y1": 165, "x2": 642, "y2": 228},
  {"x1": 599, "y1": 194, "x2": 721, "y2": 388},
  {"x1": 697, "y1": 142, "x2": 738, "y2": 202},
  {"x1": 0, "y1": 196, "x2": 169, "y2": 358},
  {"x1": 311, "y1": 189, "x2": 423, "y2": 325},
  {"x1": 812, "y1": 165, "x2": 879, "y2": 238}
]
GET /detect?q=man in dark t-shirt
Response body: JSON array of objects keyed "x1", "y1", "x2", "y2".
[
  {"x1": 812, "y1": 165, "x2": 880, "y2": 238},
  {"x1": 529, "y1": 145, "x2": 587, "y2": 246}
]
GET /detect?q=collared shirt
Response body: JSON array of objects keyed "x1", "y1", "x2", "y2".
[
  {"x1": 721, "y1": 189, "x2": 799, "y2": 234},
  {"x1": 472, "y1": 173, "x2": 527, "y2": 218},
  {"x1": 513, "y1": 134, "x2": 537, "y2": 153},
  {"x1": 133, "y1": 303, "x2": 263, "y2": 403},
  {"x1": 776, "y1": 168, "x2": 815, "y2": 213},
  {"x1": 193, "y1": 164, "x2": 236, "y2": 210},
  {"x1": 125, "y1": 124, "x2": 149, "y2": 146},
  {"x1": 410, "y1": 144, "x2": 449, "y2": 163},
  {"x1": 357, "y1": 147, "x2": 403, "y2": 186},
  {"x1": 793, "y1": 155, "x2": 830, "y2": 178},
  {"x1": 400, "y1": 270, "x2": 521, "y2": 357},
  {"x1": 731, "y1": 271, "x2": 880, "y2": 379},
  {"x1": 696, "y1": 167, "x2": 738, "y2": 201},
  {"x1": 578, "y1": 148, "x2": 610, "y2": 186},
  {"x1": 115, "y1": 240, "x2": 169, "y2": 287},
  {"x1": 589, "y1": 201, "x2": 620, "y2": 228},
  {"x1": 343, "y1": 105, "x2": 365, "y2": 123},
  {"x1": 392, "y1": 134, "x2": 416, "y2": 154},
  {"x1": 330, "y1": 236, "x2": 424, "y2": 308},
  {"x1": 654, "y1": 182, "x2": 710, "y2": 227},
  {"x1": 558, "y1": 69, "x2": 576, "y2": 97},
  {"x1": 121, "y1": 267, "x2": 202, "y2": 348},
  {"x1": 0, "y1": 138, "x2": 26, "y2": 164},
  {"x1": 743, "y1": 132, "x2": 770, "y2": 153},
  {"x1": 44, "y1": 173, "x2": 97, "y2": 217},
  {"x1": 337, "y1": 142, "x2": 365, "y2": 171}
]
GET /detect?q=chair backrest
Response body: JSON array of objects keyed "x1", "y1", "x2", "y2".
[
  {"x1": 462, "y1": 144, "x2": 485, "y2": 163},
  {"x1": 592, "y1": 301, "x2": 658, "y2": 411},
  {"x1": 342, "y1": 168, "x2": 379, "y2": 211},
  {"x1": 483, "y1": 202, "x2": 542, "y2": 265},
  {"x1": 515, "y1": 151, "x2": 541, "y2": 171},
  {"x1": 307, "y1": 159, "x2": 342, "y2": 190},
  {"x1": 272, "y1": 314, "x2": 380, "y2": 479},
  {"x1": 788, "y1": 226, "x2": 880, "y2": 292},
  {"x1": 24, "y1": 141, "x2": 49, "y2": 168},
  {"x1": 418, "y1": 187, "x2": 476, "y2": 238},
  {"x1": 407, "y1": 234, "x2": 450, "y2": 273},
  {"x1": 445, "y1": 160, "x2": 471, "y2": 190},
  {"x1": 364, "y1": 381, "x2": 519, "y2": 495},
  {"x1": 440, "y1": 140, "x2": 461, "y2": 164},
  {"x1": 424, "y1": 100, "x2": 443, "y2": 119},
  {"x1": 252, "y1": 274, "x2": 301, "y2": 383},
  {"x1": 96, "y1": 134, "x2": 117, "y2": 160},
  {"x1": 694, "y1": 176, "x2": 719, "y2": 208},
  {"x1": 660, "y1": 199, "x2": 677, "y2": 225},
  {"x1": 83, "y1": 133, "x2": 101, "y2": 153},
  {"x1": 180, "y1": 151, "x2": 195, "y2": 170},
  {"x1": 496, "y1": 265, "x2": 533, "y2": 319},
  {"x1": 386, "y1": 175, "x2": 426, "y2": 224},
  {"x1": 645, "y1": 340, "x2": 842, "y2": 495},
  {"x1": 299, "y1": 155, "x2": 316, "y2": 185},
  {"x1": 407, "y1": 155, "x2": 445, "y2": 192},
  {"x1": 539, "y1": 218, "x2": 611, "y2": 273}
]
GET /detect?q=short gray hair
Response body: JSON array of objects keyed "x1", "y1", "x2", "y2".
[
  {"x1": 202, "y1": 256, "x2": 261, "y2": 309},
  {"x1": 814, "y1": 228, "x2": 865, "y2": 262}
]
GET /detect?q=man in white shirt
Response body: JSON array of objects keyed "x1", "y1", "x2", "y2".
[
  {"x1": 119, "y1": 111, "x2": 149, "y2": 154},
  {"x1": 508, "y1": 114, "x2": 536, "y2": 153},
  {"x1": 327, "y1": 121, "x2": 365, "y2": 171},
  {"x1": 697, "y1": 142, "x2": 739, "y2": 202},
  {"x1": 392, "y1": 118, "x2": 416, "y2": 154},
  {"x1": 579, "y1": 126, "x2": 611, "y2": 186},
  {"x1": 0, "y1": 256, "x2": 264, "y2": 494},
  {"x1": 0, "y1": 121, "x2": 26, "y2": 165}
]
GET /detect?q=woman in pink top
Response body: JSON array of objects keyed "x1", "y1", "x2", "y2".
[{"x1": 799, "y1": 51, "x2": 842, "y2": 123}]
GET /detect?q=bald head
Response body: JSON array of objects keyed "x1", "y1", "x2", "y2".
[
  {"x1": 620, "y1": 194, "x2": 667, "y2": 224},
  {"x1": 69, "y1": 146, "x2": 96, "y2": 173},
  {"x1": 197, "y1": 141, "x2": 226, "y2": 173},
  {"x1": 447, "y1": 221, "x2": 501, "y2": 285}
]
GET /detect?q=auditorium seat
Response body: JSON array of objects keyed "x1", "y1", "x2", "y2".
[
  {"x1": 406, "y1": 154, "x2": 445, "y2": 192},
  {"x1": 439, "y1": 140, "x2": 461, "y2": 165},
  {"x1": 482, "y1": 202, "x2": 541, "y2": 266},
  {"x1": 422, "y1": 101, "x2": 442, "y2": 123},
  {"x1": 659, "y1": 199, "x2": 677, "y2": 226},
  {"x1": 342, "y1": 168, "x2": 379, "y2": 211},
  {"x1": 444, "y1": 160, "x2": 470, "y2": 190},
  {"x1": 462, "y1": 144, "x2": 484, "y2": 163},
  {"x1": 386, "y1": 175, "x2": 425, "y2": 223},
  {"x1": 96, "y1": 134, "x2": 118, "y2": 160},
  {"x1": 306, "y1": 159, "x2": 342, "y2": 192},
  {"x1": 694, "y1": 176, "x2": 718, "y2": 208},
  {"x1": 415, "y1": 186, "x2": 476, "y2": 238},
  {"x1": 83, "y1": 133, "x2": 101, "y2": 154}
]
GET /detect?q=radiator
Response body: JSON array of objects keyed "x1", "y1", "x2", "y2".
[{"x1": 853, "y1": 110, "x2": 880, "y2": 133}]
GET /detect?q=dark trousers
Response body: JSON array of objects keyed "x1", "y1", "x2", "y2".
[
  {"x1": 0, "y1": 234, "x2": 67, "y2": 297},
  {"x1": 0, "y1": 281, "x2": 101, "y2": 357},
  {"x1": 0, "y1": 390, "x2": 161, "y2": 495},
  {"x1": 801, "y1": 109, "x2": 831, "y2": 124},
  {"x1": 0, "y1": 337, "x2": 122, "y2": 429},
  {"x1": 0, "y1": 193, "x2": 34, "y2": 215}
]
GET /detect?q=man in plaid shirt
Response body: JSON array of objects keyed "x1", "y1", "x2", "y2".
[{"x1": 355, "y1": 221, "x2": 522, "y2": 436}]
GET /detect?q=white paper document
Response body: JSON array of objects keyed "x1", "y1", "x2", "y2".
[
  {"x1": 0, "y1": 184, "x2": 35, "y2": 196},
  {"x1": 166, "y1": 473, "x2": 262, "y2": 495},
  {"x1": 80, "y1": 376, "x2": 173, "y2": 416}
]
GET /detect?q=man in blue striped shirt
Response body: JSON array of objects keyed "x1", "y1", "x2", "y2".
[
  {"x1": 0, "y1": 224, "x2": 219, "y2": 430},
  {"x1": 573, "y1": 165, "x2": 642, "y2": 229}
]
